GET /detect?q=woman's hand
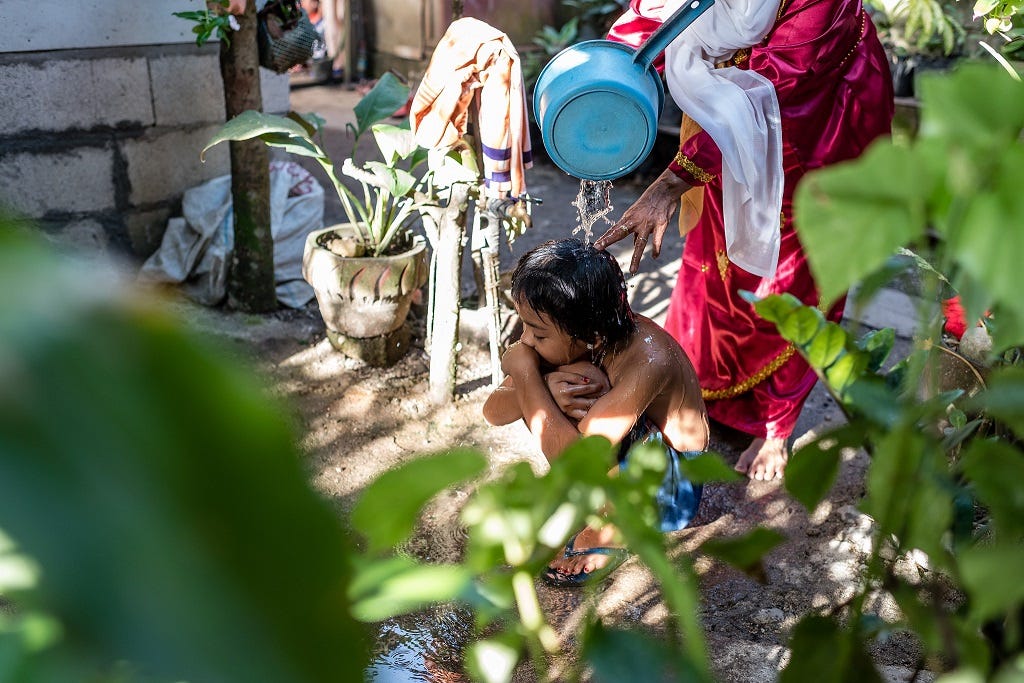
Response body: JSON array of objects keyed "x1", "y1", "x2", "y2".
[
  {"x1": 544, "y1": 362, "x2": 610, "y2": 421},
  {"x1": 593, "y1": 168, "x2": 691, "y2": 274},
  {"x1": 226, "y1": 0, "x2": 247, "y2": 14}
]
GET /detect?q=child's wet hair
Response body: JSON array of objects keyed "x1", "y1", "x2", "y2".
[{"x1": 511, "y1": 238, "x2": 636, "y2": 351}]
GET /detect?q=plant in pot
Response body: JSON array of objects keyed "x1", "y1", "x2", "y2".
[{"x1": 203, "y1": 73, "x2": 442, "y2": 366}]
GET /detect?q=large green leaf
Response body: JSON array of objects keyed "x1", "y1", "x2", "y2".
[
  {"x1": 804, "y1": 321, "x2": 849, "y2": 370},
  {"x1": 862, "y1": 426, "x2": 926, "y2": 540},
  {"x1": 348, "y1": 556, "x2": 474, "y2": 622},
  {"x1": 0, "y1": 231, "x2": 366, "y2": 683},
  {"x1": 701, "y1": 528, "x2": 785, "y2": 581},
  {"x1": 917, "y1": 63, "x2": 1024, "y2": 145},
  {"x1": 949, "y1": 144, "x2": 1024, "y2": 349},
  {"x1": 372, "y1": 122, "x2": 417, "y2": 163},
  {"x1": 351, "y1": 72, "x2": 411, "y2": 142},
  {"x1": 781, "y1": 615, "x2": 883, "y2": 683},
  {"x1": 201, "y1": 110, "x2": 312, "y2": 160},
  {"x1": 584, "y1": 622, "x2": 707, "y2": 683},
  {"x1": 960, "y1": 543, "x2": 1024, "y2": 624},
  {"x1": 676, "y1": 452, "x2": 743, "y2": 484},
  {"x1": 785, "y1": 424, "x2": 863, "y2": 512},
  {"x1": 855, "y1": 327, "x2": 895, "y2": 373},
  {"x1": 794, "y1": 142, "x2": 930, "y2": 307},
  {"x1": 778, "y1": 305, "x2": 825, "y2": 346},
  {"x1": 351, "y1": 449, "x2": 487, "y2": 554},
  {"x1": 465, "y1": 630, "x2": 522, "y2": 683},
  {"x1": 959, "y1": 440, "x2": 1024, "y2": 540},
  {"x1": 970, "y1": 366, "x2": 1024, "y2": 440}
]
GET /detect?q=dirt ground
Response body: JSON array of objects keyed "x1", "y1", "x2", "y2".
[{"x1": 169, "y1": 82, "x2": 932, "y2": 682}]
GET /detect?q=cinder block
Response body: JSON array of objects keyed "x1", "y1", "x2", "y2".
[
  {"x1": 122, "y1": 125, "x2": 230, "y2": 206},
  {"x1": 150, "y1": 54, "x2": 226, "y2": 127},
  {"x1": 0, "y1": 59, "x2": 152, "y2": 134},
  {"x1": 124, "y1": 207, "x2": 173, "y2": 258},
  {"x1": 45, "y1": 219, "x2": 111, "y2": 256},
  {"x1": 260, "y1": 69, "x2": 291, "y2": 114},
  {"x1": 0, "y1": 148, "x2": 116, "y2": 216}
]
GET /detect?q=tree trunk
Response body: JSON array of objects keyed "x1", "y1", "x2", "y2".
[{"x1": 220, "y1": 0, "x2": 276, "y2": 312}]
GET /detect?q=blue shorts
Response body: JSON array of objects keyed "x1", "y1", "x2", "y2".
[{"x1": 618, "y1": 415, "x2": 703, "y2": 532}]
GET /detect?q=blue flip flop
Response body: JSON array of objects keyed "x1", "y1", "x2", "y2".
[{"x1": 542, "y1": 546, "x2": 630, "y2": 588}]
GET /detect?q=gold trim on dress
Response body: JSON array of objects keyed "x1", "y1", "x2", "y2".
[
  {"x1": 701, "y1": 344, "x2": 796, "y2": 400},
  {"x1": 716, "y1": 249, "x2": 730, "y2": 281},
  {"x1": 715, "y1": 49, "x2": 750, "y2": 69},
  {"x1": 673, "y1": 151, "x2": 715, "y2": 183}
]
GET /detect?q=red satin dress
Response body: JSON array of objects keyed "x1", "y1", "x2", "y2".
[{"x1": 608, "y1": 0, "x2": 894, "y2": 440}]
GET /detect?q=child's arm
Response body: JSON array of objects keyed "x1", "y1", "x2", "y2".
[
  {"x1": 500, "y1": 343, "x2": 588, "y2": 461},
  {"x1": 485, "y1": 361, "x2": 610, "y2": 426},
  {"x1": 482, "y1": 376, "x2": 522, "y2": 426},
  {"x1": 578, "y1": 356, "x2": 668, "y2": 446}
]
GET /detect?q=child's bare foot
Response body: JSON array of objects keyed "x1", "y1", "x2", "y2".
[
  {"x1": 544, "y1": 524, "x2": 626, "y2": 586},
  {"x1": 734, "y1": 437, "x2": 788, "y2": 480}
]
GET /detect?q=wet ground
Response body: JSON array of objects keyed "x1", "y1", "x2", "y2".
[{"x1": 174, "y1": 82, "x2": 934, "y2": 681}]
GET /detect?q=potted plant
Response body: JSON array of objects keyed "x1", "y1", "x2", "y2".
[{"x1": 203, "y1": 73, "x2": 439, "y2": 366}]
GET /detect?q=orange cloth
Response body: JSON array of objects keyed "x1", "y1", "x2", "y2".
[{"x1": 410, "y1": 17, "x2": 532, "y2": 197}]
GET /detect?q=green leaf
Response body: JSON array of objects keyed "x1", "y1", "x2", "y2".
[
  {"x1": 0, "y1": 234, "x2": 367, "y2": 683},
  {"x1": 902, "y1": 457, "x2": 953, "y2": 562},
  {"x1": 201, "y1": 110, "x2": 312, "y2": 160},
  {"x1": 348, "y1": 556, "x2": 474, "y2": 622},
  {"x1": 970, "y1": 367, "x2": 1024, "y2": 440},
  {"x1": 701, "y1": 528, "x2": 785, "y2": 580},
  {"x1": 959, "y1": 440, "x2": 1024, "y2": 540},
  {"x1": 949, "y1": 144, "x2": 1024, "y2": 348},
  {"x1": 583, "y1": 622, "x2": 706, "y2": 683},
  {"x1": 862, "y1": 427, "x2": 925, "y2": 540},
  {"x1": 804, "y1": 321, "x2": 849, "y2": 370},
  {"x1": 917, "y1": 63, "x2": 1024, "y2": 145},
  {"x1": 745, "y1": 292, "x2": 803, "y2": 326},
  {"x1": 257, "y1": 132, "x2": 323, "y2": 159},
  {"x1": 372, "y1": 122, "x2": 417, "y2": 163},
  {"x1": 465, "y1": 631, "x2": 522, "y2": 683},
  {"x1": 784, "y1": 426, "x2": 858, "y2": 511},
  {"x1": 794, "y1": 141, "x2": 930, "y2": 308},
  {"x1": 352, "y1": 72, "x2": 410, "y2": 142},
  {"x1": 959, "y1": 543, "x2": 1024, "y2": 623},
  {"x1": 781, "y1": 616, "x2": 883, "y2": 683},
  {"x1": 676, "y1": 452, "x2": 743, "y2": 484},
  {"x1": 823, "y1": 350, "x2": 868, "y2": 396},
  {"x1": 779, "y1": 305, "x2": 825, "y2": 347},
  {"x1": 844, "y1": 378, "x2": 901, "y2": 428},
  {"x1": 855, "y1": 327, "x2": 895, "y2": 373},
  {"x1": 351, "y1": 449, "x2": 487, "y2": 554}
]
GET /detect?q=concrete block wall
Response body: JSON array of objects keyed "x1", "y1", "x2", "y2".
[{"x1": 0, "y1": 43, "x2": 290, "y2": 260}]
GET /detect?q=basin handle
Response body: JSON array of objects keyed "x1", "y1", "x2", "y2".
[{"x1": 633, "y1": 0, "x2": 716, "y2": 70}]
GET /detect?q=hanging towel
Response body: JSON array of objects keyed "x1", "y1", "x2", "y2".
[{"x1": 410, "y1": 17, "x2": 532, "y2": 198}]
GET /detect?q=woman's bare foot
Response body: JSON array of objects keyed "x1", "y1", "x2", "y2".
[
  {"x1": 734, "y1": 437, "x2": 788, "y2": 480},
  {"x1": 546, "y1": 524, "x2": 623, "y2": 578}
]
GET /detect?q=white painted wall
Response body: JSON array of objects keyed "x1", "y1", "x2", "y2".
[{"x1": 0, "y1": 0, "x2": 204, "y2": 52}]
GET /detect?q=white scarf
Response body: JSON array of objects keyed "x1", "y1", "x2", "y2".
[{"x1": 663, "y1": 0, "x2": 783, "y2": 278}]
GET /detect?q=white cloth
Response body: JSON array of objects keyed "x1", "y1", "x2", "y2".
[{"x1": 662, "y1": 0, "x2": 783, "y2": 278}]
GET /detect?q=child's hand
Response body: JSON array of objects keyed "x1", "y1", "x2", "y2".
[{"x1": 544, "y1": 362, "x2": 610, "y2": 420}]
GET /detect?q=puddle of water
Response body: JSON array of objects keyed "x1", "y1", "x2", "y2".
[{"x1": 365, "y1": 606, "x2": 473, "y2": 682}]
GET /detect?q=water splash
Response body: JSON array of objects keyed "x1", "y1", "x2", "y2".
[{"x1": 571, "y1": 179, "x2": 614, "y2": 243}]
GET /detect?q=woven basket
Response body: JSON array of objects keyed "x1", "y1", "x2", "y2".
[{"x1": 257, "y1": 1, "x2": 319, "y2": 73}]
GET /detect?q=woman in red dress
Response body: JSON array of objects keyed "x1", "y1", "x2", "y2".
[{"x1": 595, "y1": 0, "x2": 894, "y2": 479}]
